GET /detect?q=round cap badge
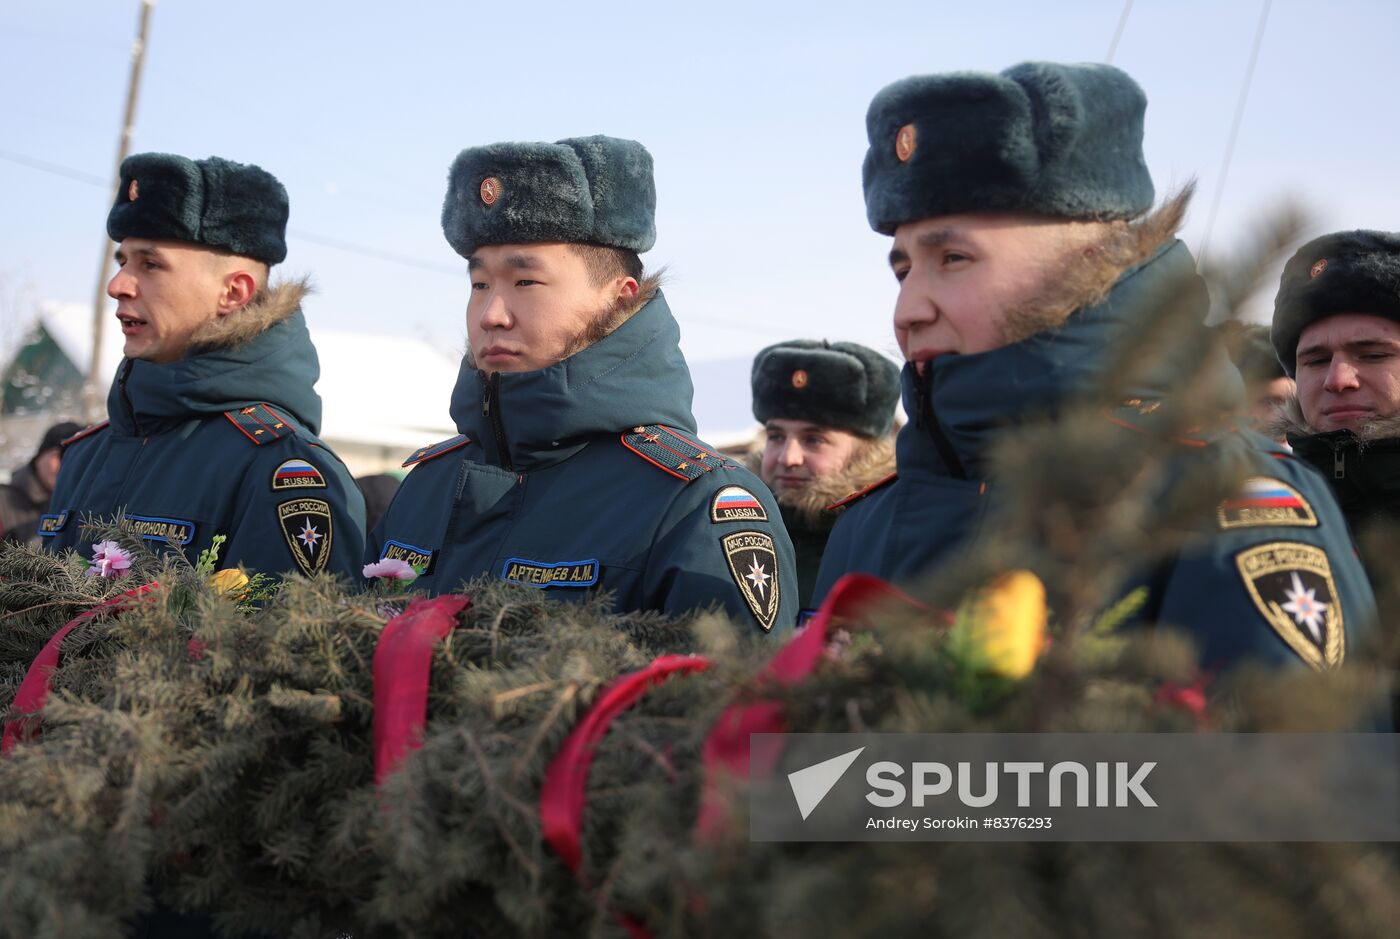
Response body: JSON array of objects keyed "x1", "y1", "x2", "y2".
[
  {"x1": 128, "y1": 179, "x2": 139, "y2": 201},
  {"x1": 1310, "y1": 258, "x2": 1328, "y2": 278},
  {"x1": 895, "y1": 124, "x2": 917, "y2": 163},
  {"x1": 480, "y1": 176, "x2": 502, "y2": 206},
  {"x1": 791, "y1": 369, "x2": 809, "y2": 389}
]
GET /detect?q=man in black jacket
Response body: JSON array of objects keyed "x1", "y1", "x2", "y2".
[
  {"x1": 1270, "y1": 229, "x2": 1400, "y2": 576},
  {"x1": 747, "y1": 340, "x2": 898, "y2": 608},
  {"x1": 0, "y1": 421, "x2": 80, "y2": 546}
]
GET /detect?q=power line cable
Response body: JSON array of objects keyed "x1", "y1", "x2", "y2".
[
  {"x1": 1197, "y1": 0, "x2": 1273, "y2": 267},
  {"x1": 0, "y1": 147, "x2": 796, "y2": 338},
  {"x1": 287, "y1": 228, "x2": 463, "y2": 276},
  {"x1": 0, "y1": 149, "x2": 107, "y2": 187},
  {"x1": 1105, "y1": 0, "x2": 1134, "y2": 63},
  {"x1": 0, "y1": 148, "x2": 463, "y2": 276}
]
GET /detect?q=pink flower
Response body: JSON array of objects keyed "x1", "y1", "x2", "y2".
[
  {"x1": 363, "y1": 558, "x2": 419, "y2": 582},
  {"x1": 87, "y1": 540, "x2": 132, "y2": 579}
]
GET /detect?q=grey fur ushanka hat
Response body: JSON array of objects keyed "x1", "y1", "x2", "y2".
[
  {"x1": 441, "y1": 135, "x2": 656, "y2": 258},
  {"x1": 862, "y1": 61, "x2": 1155, "y2": 234},
  {"x1": 751, "y1": 340, "x2": 900, "y2": 438},
  {"x1": 1229, "y1": 324, "x2": 1288, "y2": 384},
  {"x1": 1271, "y1": 230, "x2": 1400, "y2": 377},
  {"x1": 106, "y1": 153, "x2": 289, "y2": 263}
]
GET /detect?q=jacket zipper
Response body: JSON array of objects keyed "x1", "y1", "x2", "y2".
[
  {"x1": 481, "y1": 370, "x2": 514, "y2": 472},
  {"x1": 1334, "y1": 445, "x2": 1345, "y2": 480},
  {"x1": 118, "y1": 359, "x2": 140, "y2": 437},
  {"x1": 914, "y1": 365, "x2": 967, "y2": 480},
  {"x1": 112, "y1": 359, "x2": 152, "y2": 496}
]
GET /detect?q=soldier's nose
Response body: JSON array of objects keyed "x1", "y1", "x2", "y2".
[
  {"x1": 893, "y1": 284, "x2": 936, "y2": 335},
  {"x1": 1324, "y1": 360, "x2": 1361, "y2": 392},
  {"x1": 108, "y1": 271, "x2": 135, "y2": 299},
  {"x1": 479, "y1": 294, "x2": 512, "y2": 328}
]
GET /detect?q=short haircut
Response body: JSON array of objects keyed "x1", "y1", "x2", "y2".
[
  {"x1": 204, "y1": 246, "x2": 270, "y2": 291},
  {"x1": 569, "y1": 242, "x2": 643, "y2": 286}
]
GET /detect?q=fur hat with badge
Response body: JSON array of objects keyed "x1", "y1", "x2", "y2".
[
  {"x1": 861, "y1": 61, "x2": 1155, "y2": 233},
  {"x1": 441, "y1": 135, "x2": 656, "y2": 257},
  {"x1": 107, "y1": 153, "x2": 289, "y2": 263},
  {"x1": 1270, "y1": 230, "x2": 1400, "y2": 377},
  {"x1": 751, "y1": 340, "x2": 901, "y2": 439}
]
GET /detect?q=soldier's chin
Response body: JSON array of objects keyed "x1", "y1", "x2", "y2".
[{"x1": 1318, "y1": 410, "x2": 1375, "y2": 433}]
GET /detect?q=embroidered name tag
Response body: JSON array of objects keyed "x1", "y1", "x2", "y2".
[
  {"x1": 500, "y1": 557, "x2": 600, "y2": 588},
  {"x1": 126, "y1": 514, "x2": 196, "y2": 545},
  {"x1": 37, "y1": 511, "x2": 69, "y2": 536},
  {"x1": 381, "y1": 539, "x2": 437, "y2": 575}
]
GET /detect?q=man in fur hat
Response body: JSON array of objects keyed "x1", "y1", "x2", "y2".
[
  {"x1": 1227, "y1": 323, "x2": 1295, "y2": 440},
  {"x1": 368, "y1": 136, "x2": 797, "y2": 633},
  {"x1": 0, "y1": 421, "x2": 81, "y2": 547},
  {"x1": 45, "y1": 153, "x2": 365, "y2": 580},
  {"x1": 1269, "y1": 230, "x2": 1400, "y2": 575},
  {"x1": 814, "y1": 62, "x2": 1374, "y2": 671},
  {"x1": 748, "y1": 340, "x2": 898, "y2": 608}
]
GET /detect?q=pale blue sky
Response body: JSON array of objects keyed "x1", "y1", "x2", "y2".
[{"x1": 3, "y1": 0, "x2": 1398, "y2": 372}]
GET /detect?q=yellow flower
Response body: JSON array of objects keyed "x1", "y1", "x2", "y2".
[
  {"x1": 209, "y1": 568, "x2": 250, "y2": 597},
  {"x1": 962, "y1": 570, "x2": 1047, "y2": 679}
]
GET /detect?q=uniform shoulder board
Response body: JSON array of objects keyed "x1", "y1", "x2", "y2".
[
  {"x1": 1103, "y1": 400, "x2": 1215, "y2": 449},
  {"x1": 827, "y1": 472, "x2": 898, "y2": 511},
  {"x1": 403, "y1": 434, "x2": 471, "y2": 468},
  {"x1": 61, "y1": 420, "x2": 110, "y2": 448},
  {"x1": 620, "y1": 425, "x2": 732, "y2": 483},
  {"x1": 224, "y1": 403, "x2": 298, "y2": 445}
]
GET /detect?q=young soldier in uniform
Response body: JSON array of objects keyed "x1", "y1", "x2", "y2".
[
  {"x1": 747, "y1": 340, "x2": 898, "y2": 607},
  {"x1": 370, "y1": 136, "x2": 797, "y2": 633},
  {"x1": 46, "y1": 153, "x2": 365, "y2": 579},
  {"x1": 1269, "y1": 230, "x2": 1400, "y2": 574},
  {"x1": 815, "y1": 62, "x2": 1374, "y2": 670}
]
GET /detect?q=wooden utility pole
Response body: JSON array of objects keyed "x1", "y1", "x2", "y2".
[{"x1": 84, "y1": 0, "x2": 155, "y2": 420}]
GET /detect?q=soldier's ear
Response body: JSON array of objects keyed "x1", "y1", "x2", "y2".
[
  {"x1": 613, "y1": 275, "x2": 639, "y2": 305},
  {"x1": 218, "y1": 269, "x2": 261, "y2": 314}
]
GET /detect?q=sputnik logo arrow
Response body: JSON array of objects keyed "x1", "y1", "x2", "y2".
[{"x1": 788, "y1": 746, "x2": 865, "y2": 820}]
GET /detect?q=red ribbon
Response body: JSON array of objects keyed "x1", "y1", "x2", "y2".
[
  {"x1": 540, "y1": 653, "x2": 712, "y2": 874},
  {"x1": 1153, "y1": 674, "x2": 1212, "y2": 728},
  {"x1": 372, "y1": 595, "x2": 471, "y2": 785},
  {"x1": 694, "y1": 573, "x2": 919, "y2": 842},
  {"x1": 2, "y1": 583, "x2": 161, "y2": 755}
]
